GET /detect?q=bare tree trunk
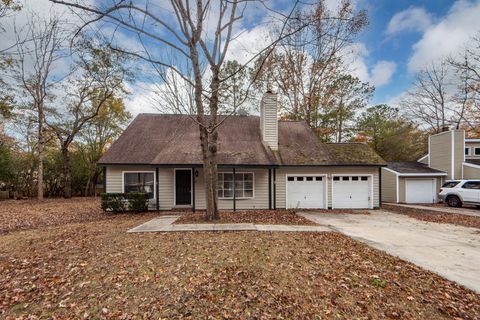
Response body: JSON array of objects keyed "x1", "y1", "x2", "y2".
[
  {"x1": 37, "y1": 107, "x2": 44, "y2": 200},
  {"x1": 61, "y1": 145, "x2": 72, "y2": 198}
]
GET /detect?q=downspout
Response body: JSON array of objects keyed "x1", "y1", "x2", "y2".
[
  {"x1": 155, "y1": 167, "x2": 159, "y2": 212},
  {"x1": 268, "y1": 168, "x2": 272, "y2": 210},
  {"x1": 192, "y1": 167, "x2": 195, "y2": 213},
  {"x1": 233, "y1": 167, "x2": 236, "y2": 212},
  {"x1": 273, "y1": 168, "x2": 276, "y2": 210}
]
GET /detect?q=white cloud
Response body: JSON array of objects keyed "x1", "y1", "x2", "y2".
[
  {"x1": 344, "y1": 43, "x2": 396, "y2": 87},
  {"x1": 369, "y1": 61, "x2": 397, "y2": 87},
  {"x1": 224, "y1": 24, "x2": 272, "y2": 65},
  {"x1": 408, "y1": 0, "x2": 480, "y2": 72},
  {"x1": 386, "y1": 6, "x2": 432, "y2": 35}
]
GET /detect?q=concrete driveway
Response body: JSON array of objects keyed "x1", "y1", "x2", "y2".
[{"x1": 299, "y1": 210, "x2": 480, "y2": 293}]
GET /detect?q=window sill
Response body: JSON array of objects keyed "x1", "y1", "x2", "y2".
[{"x1": 219, "y1": 197, "x2": 254, "y2": 200}]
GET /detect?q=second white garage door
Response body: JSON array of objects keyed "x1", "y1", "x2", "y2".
[
  {"x1": 332, "y1": 176, "x2": 371, "y2": 209},
  {"x1": 286, "y1": 176, "x2": 326, "y2": 209},
  {"x1": 405, "y1": 179, "x2": 436, "y2": 203}
]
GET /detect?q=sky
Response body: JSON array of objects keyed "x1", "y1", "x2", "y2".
[{"x1": 2, "y1": 0, "x2": 480, "y2": 117}]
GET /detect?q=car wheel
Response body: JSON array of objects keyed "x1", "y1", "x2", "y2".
[{"x1": 447, "y1": 195, "x2": 462, "y2": 208}]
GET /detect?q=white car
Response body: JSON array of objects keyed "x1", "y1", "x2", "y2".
[{"x1": 438, "y1": 180, "x2": 480, "y2": 208}]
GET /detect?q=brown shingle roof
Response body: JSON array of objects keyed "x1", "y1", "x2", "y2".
[
  {"x1": 98, "y1": 114, "x2": 385, "y2": 166},
  {"x1": 387, "y1": 161, "x2": 447, "y2": 174},
  {"x1": 325, "y1": 143, "x2": 386, "y2": 165},
  {"x1": 466, "y1": 159, "x2": 480, "y2": 166}
]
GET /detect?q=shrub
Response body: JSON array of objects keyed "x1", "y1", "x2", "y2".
[{"x1": 101, "y1": 192, "x2": 149, "y2": 212}]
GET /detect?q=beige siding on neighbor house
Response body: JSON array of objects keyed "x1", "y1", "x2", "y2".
[
  {"x1": 429, "y1": 130, "x2": 464, "y2": 180},
  {"x1": 381, "y1": 168, "x2": 397, "y2": 203},
  {"x1": 463, "y1": 164, "x2": 480, "y2": 179},
  {"x1": 275, "y1": 167, "x2": 380, "y2": 209}
]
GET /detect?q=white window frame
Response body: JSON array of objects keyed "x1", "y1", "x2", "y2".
[
  {"x1": 465, "y1": 146, "x2": 471, "y2": 156},
  {"x1": 285, "y1": 174, "x2": 328, "y2": 209},
  {"x1": 217, "y1": 171, "x2": 255, "y2": 200},
  {"x1": 475, "y1": 147, "x2": 480, "y2": 156},
  {"x1": 122, "y1": 171, "x2": 156, "y2": 200}
]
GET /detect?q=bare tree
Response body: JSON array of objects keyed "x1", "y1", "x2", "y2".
[
  {"x1": 253, "y1": 0, "x2": 368, "y2": 129},
  {"x1": 47, "y1": 37, "x2": 130, "y2": 198},
  {"x1": 400, "y1": 62, "x2": 451, "y2": 133},
  {"x1": 12, "y1": 14, "x2": 67, "y2": 200},
  {"x1": 51, "y1": 0, "x2": 304, "y2": 220}
]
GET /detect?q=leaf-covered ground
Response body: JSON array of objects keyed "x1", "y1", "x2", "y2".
[
  {"x1": 382, "y1": 204, "x2": 480, "y2": 229},
  {"x1": 0, "y1": 198, "x2": 110, "y2": 234},
  {"x1": 174, "y1": 210, "x2": 319, "y2": 225},
  {"x1": 1, "y1": 209, "x2": 480, "y2": 318}
]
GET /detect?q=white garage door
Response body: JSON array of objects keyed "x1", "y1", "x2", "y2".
[
  {"x1": 405, "y1": 179, "x2": 436, "y2": 203},
  {"x1": 286, "y1": 176, "x2": 326, "y2": 209},
  {"x1": 333, "y1": 176, "x2": 371, "y2": 209}
]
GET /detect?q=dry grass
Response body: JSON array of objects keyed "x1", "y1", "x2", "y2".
[
  {"x1": 0, "y1": 199, "x2": 479, "y2": 319},
  {"x1": 383, "y1": 204, "x2": 480, "y2": 229}
]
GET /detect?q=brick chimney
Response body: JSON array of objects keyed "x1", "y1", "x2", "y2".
[{"x1": 260, "y1": 91, "x2": 278, "y2": 151}]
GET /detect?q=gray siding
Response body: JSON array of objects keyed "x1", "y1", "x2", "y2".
[
  {"x1": 429, "y1": 130, "x2": 464, "y2": 180},
  {"x1": 463, "y1": 164, "x2": 480, "y2": 179},
  {"x1": 381, "y1": 168, "x2": 397, "y2": 203}
]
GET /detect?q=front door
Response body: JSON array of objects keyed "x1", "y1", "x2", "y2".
[{"x1": 175, "y1": 170, "x2": 192, "y2": 205}]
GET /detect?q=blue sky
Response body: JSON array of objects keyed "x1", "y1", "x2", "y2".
[
  {"x1": 356, "y1": 0, "x2": 480, "y2": 105},
  {"x1": 3, "y1": 0, "x2": 480, "y2": 115}
]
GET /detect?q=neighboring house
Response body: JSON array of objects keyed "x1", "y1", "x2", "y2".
[
  {"x1": 98, "y1": 92, "x2": 386, "y2": 211},
  {"x1": 381, "y1": 129, "x2": 480, "y2": 204}
]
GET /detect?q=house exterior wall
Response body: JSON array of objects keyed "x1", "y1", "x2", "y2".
[
  {"x1": 380, "y1": 168, "x2": 397, "y2": 203},
  {"x1": 105, "y1": 165, "x2": 381, "y2": 210},
  {"x1": 463, "y1": 164, "x2": 480, "y2": 179},
  {"x1": 275, "y1": 166, "x2": 380, "y2": 209},
  {"x1": 429, "y1": 130, "x2": 464, "y2": 179}
]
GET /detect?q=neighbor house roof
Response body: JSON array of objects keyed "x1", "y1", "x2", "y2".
[
  {"x1": 98, "y1": 114, "x2": 386, "y2": 167},
  {"x1": 386, "y1": 161, "x2": 447, "y2": 175},
  {"x1": 465, "y1": 159, "x2": 480, "y2": 166}
]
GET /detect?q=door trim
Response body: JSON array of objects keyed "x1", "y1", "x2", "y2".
[
  {"x1": 285, "y1": 174, "x2": 328, "y2": 209},
  {"x1": 331, "y1": 174, "x2": 374, "y2": 209},
  {"x1": 174, "y1": 168, "x2": 193, "y2": 206}
]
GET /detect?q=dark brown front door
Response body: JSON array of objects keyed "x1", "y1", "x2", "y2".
[{"x1": 175, "y1": 170, "x2": 192, "y2": 205}]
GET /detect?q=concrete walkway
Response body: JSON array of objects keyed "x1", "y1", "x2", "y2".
[
  {"x1": 299, "y1": 210, "x2": 480, "y2": 293},
  {"x1": 127, "y1": 215, "x2": 331, "y2": 233},
  {"x1": 386, "y1": 203, "x2": 480, "y2": 218}
]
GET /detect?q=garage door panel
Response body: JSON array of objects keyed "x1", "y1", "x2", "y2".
[
  {"x1": 405, "y1": 179, "x2": 436, "y2": 204},
  {"x1": 333, "y1": 176, "x2": 371, "y2": 209},
  {"x1": 286, "y1": 176, "x2": 326, "y2": 209}
]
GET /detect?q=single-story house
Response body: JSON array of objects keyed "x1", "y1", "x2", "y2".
[
  {"x1": 98, "y1": 92, "x2": 386, "y2": 211},
  {"x1": 381, "y1": 162, "x2": 447, "y2": 204}
]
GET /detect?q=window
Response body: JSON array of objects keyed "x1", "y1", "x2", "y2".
[
  {"x1": 352, "y1": 176, "x2": 359, "y2": 181},
  {"x1": 217, "y1": 172, "x2": 253, "y2": 199},
  {"x1": 315, "y1": 177, "x2": 322, "y2": 181},
  {"x1": 475, "y1": 147, "x2": 480, "y2": 156},
  {"x1": 333, "y1": 177, "x2": 340, "y2": 181},
  {"x1": 124, "y1": 172, "x2": 155, "y2": 199},
  {"x1": 306, "y1": 177, "x2": 313, "y2": 181},
  {"x1": 442, "y1": 181, "x2": 460, "y2": 188},
  {"x1": 462, "y1": 181, "x2": 480, "y2": 189},
  {"x1": 361, "y1": 177, "x2": 368, "y2": 181},
  {"x1": 342, "y1": 176, "x2": 349, "y2": 181},
  {"x1": 297, "y1": 177, "x2": 304, "y2": 181},
  {"x1": 465, "y1": 147, "x2": 471, "y2": 155},
  {"x1": 287, "y1": 177, "x2": 294, "y2": 181}
]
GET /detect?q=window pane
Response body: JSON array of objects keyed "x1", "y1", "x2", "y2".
[
  {"x1": 124, "y1": 172, "x2": 154, "y2": 199},
  {"x1": 224, "y1": 189, "x2": 233, "y2": 198},
  {"x1": 306, "y1": 177, "x2": 313, "y2": 181},
  {"x1": 465, "y1": 148, "x2": 470, "y2": 155},
  {"x1": 234, "y1": 179, "x2": 243, "y2": 190},
  {"x1": 315, "y1": 177, "x2": 322, "y2": 181},
  {"x1": 342, "y1": 177, "x2": 349, "y2": 181},
  {"x1": 475, "y1": 148, "x2": 480, "y2": 155},
  {"x1": 333, "y1": 177, "x2": 339, "y2": 181},
  {"x1": 217, "y1": 189, "x2": 223, "y2": 198},
  {"x1": 361, "y1": 177, "x2": 368, "y2": 181},
  {"x1": 288, "y1": 177, "x2": 294, "y2": 181},
  {"x1": 244, "y1": 190, "x2": 253, "y2": 197},
  {"x1": 125, "y1": 173, "x2": 139, "y2": 185},
  {"x1": 234, "y1": 188, "x2": 244, "y2": 198},
  {"x1": 244, "y1": 173, "x2": 253, "y2": 182},
  {"x1": 224, "y1": 181, "x2": 233, "y2": 190},
  {"x1": 442, "y1": 181, "x2": 459, "y2": 188},
  {"x1": 297, "y1": 177, "x2": 304, "y2": 181},
  {"x1": 224, "y1": 173, "x2": 233, "y2": 182},
  {"x1": 244, "y1": 180, "x2": 253, "y2": 189}
]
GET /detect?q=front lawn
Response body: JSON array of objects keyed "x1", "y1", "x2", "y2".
[
  {"x1": 383, "y1": 204, "x2": 480, "y2": 229},
  {"x1": 1, "y1": 201, "x2": 479, "y2": 319}
]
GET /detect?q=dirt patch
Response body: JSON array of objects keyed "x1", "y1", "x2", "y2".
[
  {"x1": 174, "y1": 210, "x2": 318, "y2": 225},
  {"x1": 0, "y1": 215, "x2": 479, "y2": 319},
  {"x1": 383, "y1": 204, "x2": 480, "y2": 229},
  {"x1": 0, "y1": 198, "x2": 140, "y2": 234}
]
